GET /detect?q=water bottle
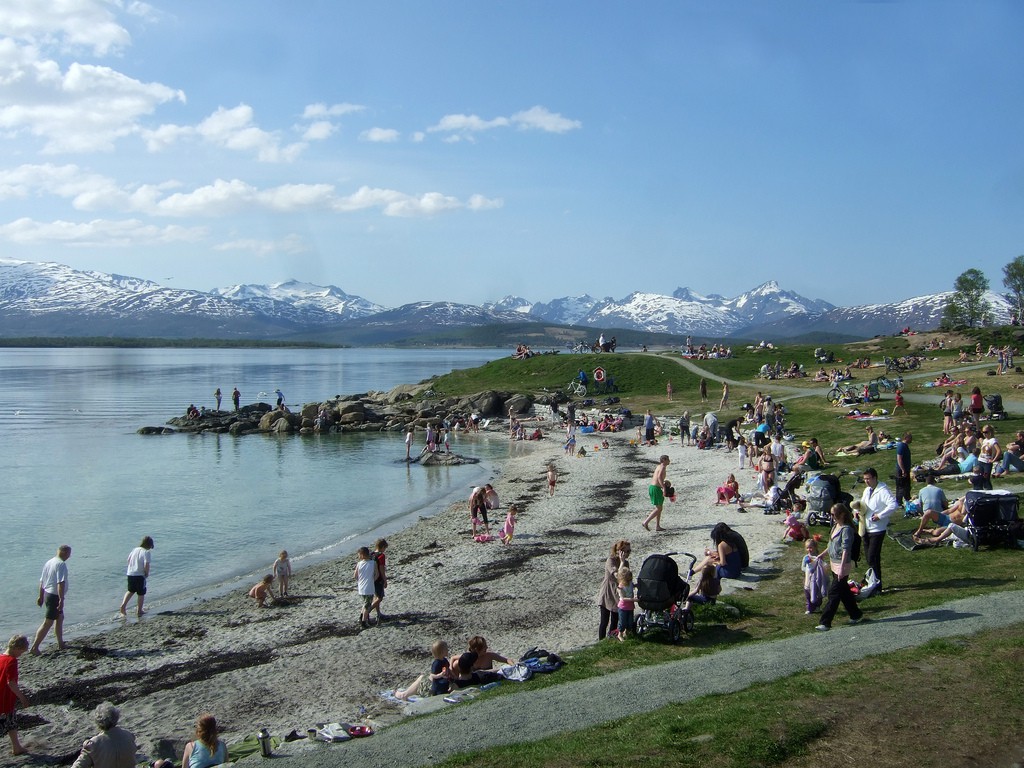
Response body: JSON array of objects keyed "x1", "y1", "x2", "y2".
[{"x1": 257, "y1": 728, "x2": 272, "y2": 757}]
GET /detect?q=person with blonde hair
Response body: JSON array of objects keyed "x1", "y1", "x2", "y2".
[
  {"x1": 181, "y1": 713, "x2": 227, "y2": 768},
  {"x1": 1, "y1": 635, "x2": 31, "y2": 757}
]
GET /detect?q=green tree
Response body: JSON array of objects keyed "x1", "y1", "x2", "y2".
[
  {"x1": 942, "y1": 268, "x2": 992, "y2": 329},
  {"x1": 1002, "y1": 255, "x2": 1024, "y2": 323}
]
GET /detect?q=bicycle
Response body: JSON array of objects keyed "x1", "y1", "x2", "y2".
[
  {"x1": 874, "y1": 374, "x2": 904, "y2": 393},
  {"x1": 826, "y1": 382, "x2": 859, "y2": 403},
  {"x1": 567, "y1": 379, "x2": 587, "y2": 397}
]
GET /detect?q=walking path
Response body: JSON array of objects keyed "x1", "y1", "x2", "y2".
[{"x1": 272, "y1": 589, "x2": 1024, "y2": 768}]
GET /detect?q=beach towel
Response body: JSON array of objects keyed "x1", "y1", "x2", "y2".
[{"x1": 499, "y1": 663, "x2": 533, "y2": 682}]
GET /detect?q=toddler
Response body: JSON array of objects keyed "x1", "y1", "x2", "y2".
[
  {"x1": 616, "y1": 568, "x2": 635, "y2": 641},
  {"x1": 354, "y1": 547, "x2": 378, "y2": 629},
  {"x1": 248, "y1": 574, "x2": 274, "y2": 608},
  {"x1": 547, "y1": 464, "x2": 558, "y2": 496},
  {"x1": 500, "y1": 504, "x2": 519, "y2": 545},
  {"x1": 801, "y1": 539, "x2": 828, "y2": 614},
  {"x1": 737, "y1": 435, "x2": 748, "y2": 469},
  {"x1": 716, "y1": 473, "x2": 740, "y2": 505},
  {"x1": 394, "y1": 640, "x2": 452, "y2": 701},
  {"x1": 273, "y1": 550, "x2": 291, "y2": 598},
  {"x1": 783, "y1": 513, "x2": 809, "y2": 543}
]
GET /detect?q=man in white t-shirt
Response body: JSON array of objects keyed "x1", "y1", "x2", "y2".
[
  {"x1": 31, "y1": 544, "x2": 71, "y2": 655},
  {"x1": 119, "y1": 536, "x2": 154, "y2": 617}
]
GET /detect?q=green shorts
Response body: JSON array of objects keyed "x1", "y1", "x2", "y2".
[{"x1": 649, "y1": 484, "x2": 665, "y2": 507}]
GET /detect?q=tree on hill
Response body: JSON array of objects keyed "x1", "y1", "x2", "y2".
[
  {"x1": 1002, "y1": 255, "x2": 1024, "y2": 324},
  {"x1": 941, "y1": 268, "x2": 993, "y2": 329}
]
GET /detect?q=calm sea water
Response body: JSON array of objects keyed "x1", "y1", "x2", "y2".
[{"x1": 0, "y1": 347, "x2": 513, "y2": 640}]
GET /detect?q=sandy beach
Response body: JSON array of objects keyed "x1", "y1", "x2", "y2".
[{"x1": 11, "y1": 422, "x2": 790, "y2": 765}]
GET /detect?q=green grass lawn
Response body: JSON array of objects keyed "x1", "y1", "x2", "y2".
[{"x1": 419, "y1": 332, "x2": 1024, "y2": 766}]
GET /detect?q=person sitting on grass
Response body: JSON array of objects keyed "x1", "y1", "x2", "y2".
[
  {"x1": 911, "y1": 473, "x2": 951, "y2": 537},
  {"x1": 838, "y1": 425, "x2": 878, "y2": 456},
  {"x1": 394, "y1": 640, "x2": 452, "y2": 701},
  {"x1": 794, "y1": 438, "x2": 828, "y2": 471}
]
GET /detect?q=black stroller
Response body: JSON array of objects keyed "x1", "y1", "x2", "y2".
[
  {"x1": 963, "y1": 490, "x2": 1020, "y2": 549},
  {"x1": 635, "y1": 552, "x2": 697, "y2": 644},
  {"x1": 985, "y1": 394, "x2": 1008, "y2": 420}
]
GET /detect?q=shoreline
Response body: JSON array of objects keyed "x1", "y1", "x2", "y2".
[{"x1": 11, "y1": 427, "x2": 787, "y2": 765}]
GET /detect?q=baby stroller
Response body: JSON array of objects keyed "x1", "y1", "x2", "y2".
[
  {"x1": 985, "y1": 394, "x2": 1007, "y2": 420},
  {"x1": 635, "y1": 552, "x2": 697, "y2": 644}
]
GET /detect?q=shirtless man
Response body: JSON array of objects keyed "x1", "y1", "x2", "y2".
[{"x1": 642, "y1": 455, "x2": 671, "y2": 532}]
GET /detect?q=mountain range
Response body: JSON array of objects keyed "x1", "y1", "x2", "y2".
[{"x1": 0, "y1": 258, "x2": 1012, "y2": 343}]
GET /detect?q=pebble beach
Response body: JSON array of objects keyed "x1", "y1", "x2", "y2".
[{"x1": 11, "y1": 424, "x2": 792, "y2": 765}]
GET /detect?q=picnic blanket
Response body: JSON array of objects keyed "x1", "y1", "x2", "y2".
[{"x1": 919, "y1": 379, "x2": 968, "y2": 388}]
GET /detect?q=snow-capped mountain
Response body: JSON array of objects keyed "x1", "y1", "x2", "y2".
[
  {"x1": 0, "y1": 258, "x2": 340, "y2": 337},
  {"x1": 743, "y1": 290, "x2": 1012, "y2": 339},
  {"x1": 527, "y1": 282, "x2": 834, "y2": 335},
  {"x1": 529, "y1": 294, "x2": 607, "y2": 325},
  {"x1": 482, "y1": 296, "x2": 534, "y2": 315},
  {"x1": 212, "y1": 280, "x2": 383, "y2": 320},
  {"x1": 0, "y1": 258, "x2": 1008, "y2": 342}
]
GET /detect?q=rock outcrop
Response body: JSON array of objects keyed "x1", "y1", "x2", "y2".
[{"x1": 138, "y1": 387, "x2": 532, "y2": 437}]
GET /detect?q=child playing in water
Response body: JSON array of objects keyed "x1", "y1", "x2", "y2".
[
  {"x1": 546, "y1": 464, "x2": 557, "y2": 496},
  {"x1": 354, "y1": 547, "x2": 378, "y2": 629},
  {"x1": 500, "y1": 504, "x2": 519, "y2": 545},
  {"x1": 616, "y1": 568, "x2": 635, "y2": 641},
  {"x1": 801, "y1": 539, "x2": 828, "y2": 614},
  {"x1": 273, "y1": 551, "x2": 291, "y2": 598},
  {"x1": 248, "y1": 574, "x2": 274, "y2": 608}
]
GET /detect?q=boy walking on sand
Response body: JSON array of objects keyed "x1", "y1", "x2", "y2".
[{"x1": 355, "y1": 547, "x2": 378, "y2": 629}]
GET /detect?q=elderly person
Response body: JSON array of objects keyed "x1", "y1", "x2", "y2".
[
  {"x1": 181, "y1": 713, "x2": 227, "y2": 768},
  {"x1": 71, "y1": 702, "x2": 137, "y2": 768}
]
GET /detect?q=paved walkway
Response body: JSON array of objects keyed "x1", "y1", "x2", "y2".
[{"x1": 272, "y1": 589, "x2": 1024, "y2": 768}]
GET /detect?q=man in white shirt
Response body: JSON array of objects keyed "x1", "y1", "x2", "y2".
[
  {"x1": 860, "y1": 467, "x2": 898, "y2": 594},
  {"x1": 119, "y1": 536, "x2": 154, "y2": 617},
  {"x1": 31, "y1": 544, "x2": 71, "y2": 655}
]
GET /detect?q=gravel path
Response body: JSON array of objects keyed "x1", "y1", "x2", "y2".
[{"x1": 259, "y1": 589, "x2": 1024, "y2": 767}]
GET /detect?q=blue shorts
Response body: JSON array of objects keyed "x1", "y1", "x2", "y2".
[{"x1": 936, "y1": 512, "x2": 951, "y2": 527}]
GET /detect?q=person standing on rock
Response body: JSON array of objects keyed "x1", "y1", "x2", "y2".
[
  {"x1": 31, "y1": 545, "x2": 71, "y2": 655},
  {"x1": 275, "y1": 389, "x2": 285, "y2": 408},
  {"x1": 232, "y1": 387, "x2": 240, "y2": 411},
  {"x1": 118, "y1": 536, "x2": 153, "y2": 618},
  {"x1": 642, "y1": 455, "x2": 670, "y2": 532},
  {"x1": 405, "y1": 427, "x2": 414, "y2": 460},
  {"x1": 214, "y1": 388, "x2": 222, "y2": 411}
]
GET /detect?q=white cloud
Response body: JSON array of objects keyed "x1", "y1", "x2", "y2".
[
  {"x1": 511, "y1": 105, "x2": 581, "y2": 133},
  {"x1": 467, "y1": 194, "x2": 503, "y2": 211},
  {"x1": 429, "y1": 113, "x2": 509, "y2": 133},
  {"x1": 196, "y1": 105, "x2": 307, "y2": 162},
  {"x1": 0, "y1": 0, "x2": 132, "y2": 56},
  {"x1": 0, "y1": 43, "x2": 186, "y2": 153},
  {"x1": 359, "y1": 127, "x2": 399, "y2": 143},
  {"x1": 302, "y1": 120, "x2": 335, "y2": 141},
  {"x1": 302, "y1": 102, "x2": 364, "y2": 119},
  {"x1": 411, "y1": 131, "x2": 425, "y2": 143},
  {"x1": 0, "y1": 216, "x2": 206, "y2": 246},
  {"x1": 215, "y1": 234, "x2": 307, "y2": 257},
  {"x1": 0, "y1": 164, "x2": 501, "y2": 220},
  {"x1": 333, "y1": 186, "x2": 501, "y2": 218}
]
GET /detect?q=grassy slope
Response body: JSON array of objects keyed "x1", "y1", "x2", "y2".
[{"x1": 426, "y1": 334, "x2": 1024, "y2": 767}]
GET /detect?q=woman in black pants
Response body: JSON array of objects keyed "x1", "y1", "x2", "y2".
[
  {"x1": 815, "y1": 503, "x2": 864, "y2": 632},
  {"x1": 595, "y1": 540, "x2": 631, "y2": 639}
]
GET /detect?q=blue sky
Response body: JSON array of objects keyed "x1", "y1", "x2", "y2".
[{"x1": 0, "y1": 1, "x2": 1022, "y2": 309}]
